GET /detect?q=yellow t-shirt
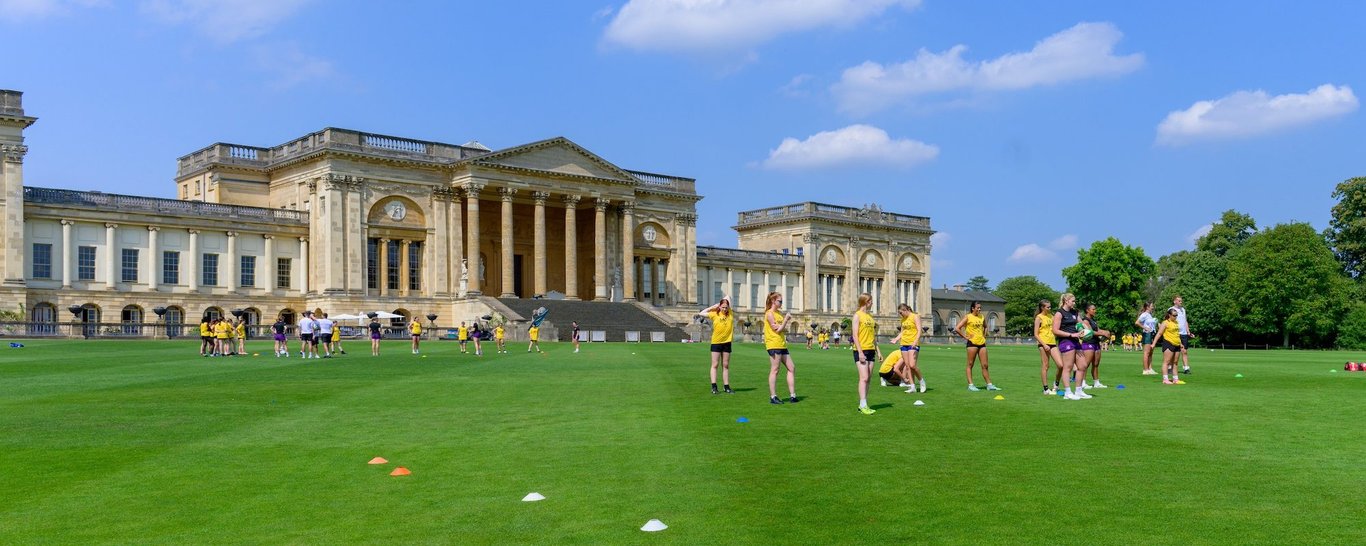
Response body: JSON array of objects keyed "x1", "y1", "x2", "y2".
[
  {"x1": 708, "y1": 311, "x2": 734, "y2": 344},
  {"x1": 763, "y1": 310, "x2": 786, "y2": 350},
  {"x1": 1161, "y1": 319, "x2": 1182, "y2": 346},
  {"x1": 214, "y1": 322, "x2": 230, "y2": 339},
  {"x1": 898, "y1": 314, "x2": 919, "y2": 346},
  {"x1": 236, "y1": 324, "x2": 246, "y2": 338},
  {"x1": 879, "y1": 352, "x2": 901, "y2": 374},
  {"x1": 495, "y1": 326, "x2": 504, "y2": 340},
  {"x1": 854, "y1": 310, "x2": 876, "y2": 350},
  {"x1": 331, "y1": 328, "x2": 341, "y2": 342},
  {"x1": 458, "y1": 326, "x2": 468, "y2": 341},
  {"x1": 1036, "y1": 313, "x2": 1056, "y2": 345},
  {"x1": 410, "y1": 322, "x2": 421, "y2": 335},
  {"x1": 529, "y1": 326, "x2": 539, "y2": 341},
  {"x1": 964, "y1": 313, "x2": 986, "y2": 345},
  {"x1": 199, "y1": 322, "x2": 210, "y2": 336}
]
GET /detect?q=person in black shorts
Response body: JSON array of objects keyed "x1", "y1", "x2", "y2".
[
  {"x1": 697, "y1": 298, "x2": 735, "y2": 394},
  {"x1": 368, "y1": 316, "x2": 382, "y2": 356}
]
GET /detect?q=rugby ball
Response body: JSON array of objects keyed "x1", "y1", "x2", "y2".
[{"x1": 1077, "y1": 326, "x2": 1094, "y2": 341}]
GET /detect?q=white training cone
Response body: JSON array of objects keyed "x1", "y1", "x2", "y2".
[
  {"x1": 641, "y1": 519, "x2": 668, "y2": 532},
  {"x1": 913, "y1": 400, "x2": 925, "y2": 406},
  {"x1": 522, "y1": 492, "x2": 545, "y2": 502}
]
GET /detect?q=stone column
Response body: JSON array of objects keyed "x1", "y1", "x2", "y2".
[
  {"x1": 845, "y1": 237, "x2": 860, "y2": 310},
  {"x1": 531, "y1": 191, "x2": 549, "y2": 296},
  {"x1": 147, "y1": 226, "x2": 159, "y2": 292},
  {"x1": 399, "y1": 240, "x2": 412, "y2": 297},
  {"x1": 464, "y1": 181, "x2": 485, "y2": 296},
  {"x1": 562, "y1": 195, "x2": 580, "y2": 300},
  {"x1": 499, "y1": 187, "x2": 517, "y2": 298},
  {"x1": 620, "y1": 201, "x2": 635, "y2": 302},
  {"x1": 1, "y1": 144, "x2": 28, "y2": 286},
  {"x1": 781, "y1": 271, "x2": 788, "y2": 308},
  {"x1": 803, "y1": 233, "x2": 818, "y2": 312},
  {"x1": 659, "y1": 259, "x2": 669, "y2": 305},
  {"x1": 298, "y1": 237, "x2": 309, "y2": 294},
  {"x1": 60, "y1": 219, "x2": 73, "y2": 288},
  {"x1": 593, "y1": 198, "x2": 609, "y2": 301},
  {"x1": 448, "y1": 189, "x2": 464, "y2": 296},
  {"x1": 188, "y1": 230, "x2": 200, "y2": 291},
  {"x1": 264, "y1": 235, "x2": 275, "y2": 292},
  {"x1": 226, "y1": 231, "x2": 238, "y2": 290},
  {"x1": 378, "y1": 238, "x2": 390, "y2": 296},
  {"x1": 677, "y1": 213, "x2": 697, "y2": 304},
  {"x1": 104, "y1": 223, "x2": 117, "y2": 290}
]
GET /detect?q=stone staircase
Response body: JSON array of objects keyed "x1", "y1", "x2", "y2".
[{"x1": 496, "y1": 299, "x2": 690, "y2": 342}]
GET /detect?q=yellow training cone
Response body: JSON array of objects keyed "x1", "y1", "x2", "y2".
[{"x1": 993, "y1": 395, "x2": 1005, "y2": 400}]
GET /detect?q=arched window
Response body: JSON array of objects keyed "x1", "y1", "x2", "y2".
[
  {"x1": 165, "y1": 306, "x2": 185, "y2": 338},
  {"x1": 390, "y1": 309, "x2": 410, "y2": 329},
  {"x1": 122, "y1": 305, "x2": 144, "y2": 335},
  {"x1": 203, "y1": 306, "x2": 224, "y2": 321},
  {"x1": 78, "y1": 303, "x2": 100, "y2": 337},
  {"x1": 30, "y1": 302, "x2": 56, "y2": 335},
  {"x1": 278, "y1": 308, "x2": 297, "y2": 326},
  {"x1": 242, "y1": 307, "x2": 261, "y2": 326}
]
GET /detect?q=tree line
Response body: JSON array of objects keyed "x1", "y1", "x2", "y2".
[{"x1": 985, "y1": 177, "x2": 1366, "y2": 349}]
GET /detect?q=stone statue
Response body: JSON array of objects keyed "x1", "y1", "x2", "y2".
[{"x1": 460, "y1": 259, "x2": 469, "y2": 281}]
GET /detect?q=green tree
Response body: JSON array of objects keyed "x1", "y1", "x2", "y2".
[
  {"x1": 994, "y1": 276, "x2": 1060, "y2": 336},
  {"x1": 1337, "y1": 302, "x2": 1366, "y2": 350},
  {"x1": 965, "y1": 275, "x2": 991, "y2": 292},
  {"x1": 1325, "y1": 177, "x2": 1366, "y2": 278},
  {"x1": 1062, "y1": 238, "x2": 1154, "y2": 335},
  {"x1": 1145, "y1": 250, "x2": 1191, "y2": 304},
  {"x1": 1196, "y1": 209, "x2": 1257, "y2": 256},
  {"x1": 1227, "y1": 223, "x2": 1350, "y2": 347},
  {"x1": 1156, "y1": 250, "x2": 1237, "y2": 344}
]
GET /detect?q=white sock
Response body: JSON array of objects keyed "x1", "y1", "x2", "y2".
[
  {"x1": 1066, "y1": 388, "x2": 1073, "y2": 395},
  {"x1": 859, "y1": 398, "x2": 867, "y2": 408}
]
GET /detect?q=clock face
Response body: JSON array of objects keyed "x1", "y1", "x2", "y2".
[
  {"x1": 642, "y1": 226, "x2": 657, "y2": 242},
  {"x1": 385, "y1": 202, "x2": 406, "y2": 221}
]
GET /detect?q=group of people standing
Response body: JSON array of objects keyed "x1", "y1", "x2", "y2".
[{"x1": 1032, "y1": 295, "x2": 1195, "y2": 399}]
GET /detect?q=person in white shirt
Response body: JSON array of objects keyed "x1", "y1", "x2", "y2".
[
  {"x1": 1135, "y1": 302, "x2": 1158, "y2": 375},
  {"x1": 297, "y1": 312, "x2": 319, "y2": 359},
  {"x1": 316, "y1": 314, "x2": 335, "y2": 358},
  {"x1": 1171, "y1": 295, "x2": 1193, "y2": 374}
]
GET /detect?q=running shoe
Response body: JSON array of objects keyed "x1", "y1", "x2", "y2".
[
  {"x1": 1064, "y1": 392, "x2": 1081, "y2": 400},
  {"x1": 986, "y1": 384, "x2": 1001, "y2": 391},
  {"x1": 1077, "y1": 391, "x2": 1093, "y2": 399},
  {"x1": 1175, "y1": 380, "x2": 1187, "y2": 385},
  {"x1": 1043, "y1": 387, "x2": 1054, "y2": 396},
  {"x1": 711, "y1": 385, "x2": 719, "y2": 395},
  {"x1": 880, "y1": 378, "x2": 888, "y2": 387},
  {"x1": 858, "y1": 406, "x2": 876, "y2": 415},
  {"x1": 1092, "y1": 382, "x2": 1108, "y2": 389},
  {"x1": 1182, "y1": 367, "x2": 1192, "y2": 374},
  {"x1": 919, "y1": 384, "x2": 927, "y2": 393},
  {"x1": 770, "y1": 396, "x2": 784, "y2": 405},
  {"x1": 967, "y1": 385, "x2": 981, "y2": 392},
  {"x1": 905, "y1": 387, "x2": 917, "y2": 394},
  {"x1": 789, "y1": 396, "x2": 799, "y2": 404},
  {"x1": 724, "y1": 386, "x2": 734, "y2": 394},
  {"x1": 1163, "y1": 379, "x2": 1175, "y2": 385}
]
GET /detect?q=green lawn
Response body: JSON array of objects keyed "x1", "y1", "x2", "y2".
[{"x1": 1, "y1": 339, "x2": 1364, "y2": 544}]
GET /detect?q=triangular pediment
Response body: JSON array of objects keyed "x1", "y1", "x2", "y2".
[{"x1": 463, "y1": 137, "x2": 637, "y2": 183}]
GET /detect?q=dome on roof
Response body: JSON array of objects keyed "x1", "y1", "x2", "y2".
[{"x1": 462, "y1": 140, "x2": 491, "y2": 152}]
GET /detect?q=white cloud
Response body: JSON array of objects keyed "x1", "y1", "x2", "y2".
[
  {"x1": 0, "y1": 0, "x2": 105, "y2": 22},
  {"x1": 761, "y1": 124, "x2": 938, "y2": 170},
  {"x1": 253, "y1": 42, "x2": 335, "y2": 90},
  {"x1": 602, "y1": 0, "x2": 919, "y2": 54},
  {"x1": 930, "y1": 231, "x2": 950, "y2": 252},
  {"x1": 1156, "y1": 84, "x2": 1358, "y2": 145},
  {"x1": 592, "y1": 5, "x2": 614, "y2": 22},
  {"x1": 832, "y1": 21, "x2": 1143, "y2": 115},
  {"x1": 1049, "y1": 234, "x2": 1078, "y2": 250},
  {"x1": 780, "y1": 74, "x2": 814, "y2": 97},
  {"x1": 141, "y1": 0, "x2": 313, "y2": 43},
  {"x1": 1187, "y1": 224, "x2": 1213, "y2": 245},
  {"x1": 1008, "y1": 243, "x2": 1058, "y2": 263}
]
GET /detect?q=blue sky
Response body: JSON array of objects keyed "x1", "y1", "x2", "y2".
[{"x1": 6, "y1": 0, "x2": 1362, "y2": 289}]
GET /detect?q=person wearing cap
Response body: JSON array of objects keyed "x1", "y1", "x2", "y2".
[{"x1": 698, "y1": 297, "x2": 735, "y2": 394}]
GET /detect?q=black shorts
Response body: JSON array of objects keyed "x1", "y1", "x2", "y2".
[
  {"x1": 300, "y1": 333, "x2": 313, "y2": 343},
  {"x1": 966, "y1": 342, "x2": 986, "y2": 349},
  {"x1": 711, "y1": 342, "x2": 732, "y2": 353},
  {"x1": 766, "y1": 348, "x2": 789, "y2": 357},
  {"x1": 879, "y1": 371, "x2": 902, "y2": 383},
  {"x1": 201, "y1": 335, "x2": 212, "y2": 343},
  {"x1": 319, "y1": 332, "x2": 332, "y2": 341},
  {"x1": 854, "y1": 349, "x2": 877, "y2": 364},
  {"x1": 1179, "y1": 334, "x2": 1190, "y2": 349},
  {"x1": 1158, "y1": 339, "x2": 1181, "y2": 352},
  {"x1": 1038, "y1": 343, "x2": 1056, "y2": 350}
]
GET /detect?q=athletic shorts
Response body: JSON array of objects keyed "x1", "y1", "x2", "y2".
[
  {"x1": 201, "y1": 335, "x2": 212, "y2": 343},
  {"x1": 370, "y1": 332, "x2": 382, "y2": 340},
  {"x1": 879, "y1": 371, "x2": 902, "y2": 383},
  {"x1": 854, "y1": 349, "x2": 877, "y2": 364},
  {"x1": 1179, "y1": 334, "x2": 1190, "y2": 349},
  {"x1": 300, "y1": 333, "x2": 313, "y2": 343},
  {"x1": 711, "y1": 342, "x2": 732, "y2": 353},
  {"x1": 319, "y1": 332, "x2": 332, "y2": 341},
  {"x1": 1159, "y1": 339, "x2": 1181, "y2": 352},
  {"x1": 1141, "y1": 332, "x2": 1155, "y2": 345},
  {"x1": 1037, "y1": 343, "x2": 1056, "y2": 350},
  {"x1": 459, "y1": 338, "x2": 468, "y2": 343},
  {"x1": 900, "y1": 345, "x2": 920, "y2": 352},
  {"x1": 1080, "y1": 342, "x2": 1100, "y2": 351},
  {"x1": 411, "y1": 334, "x2": 421, "y2": 339},
  {"x1": 766, "y1": 348, "x2": 790, "y2": 357},
  {"x1": 965, "y1": 342, "x2": 986, "y2": 349},
  {"x1": 273, "y1": 333, "x2": 286, "y2": 342},
  {"x1": 1058, "y1": 339, "x2": 1081, "y2": 353},
  {"x1": 310, "y1": 337, "x2": 321, "y2": 347}
]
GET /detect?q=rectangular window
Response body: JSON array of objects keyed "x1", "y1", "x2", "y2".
[
  {"x1": 367, "y1": 239, "x2": 378, "y2": 290},
  {"x1": 408, "y1": 242, "x2": 422, "y2": 291},
  {"x1": 32, "y1": 243, "x2": 52, "y2": 279},
  {"x1": 277, "y1": 257, "x2": 292, "y2": 289},
  {"x1": 203, "y1": 253, "x2": 218, "y2": 286},
  {"x1": 386, "y1": 242, "x2": 400, "y2": 291},
  {"x1": 240, "y1": 255, "x2": 255, "y2": 287},
  {"x1": 121, "y1": 248, "x2": 139, "y2": 283},
  {"x1": 78, "y1": 246, "x2": 96, "y2": 280},
  {"x1": 162, "y1": 251, "x2": 180, "y2": 285}
]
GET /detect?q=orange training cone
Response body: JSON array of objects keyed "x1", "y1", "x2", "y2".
[
  {"x1": 368, "y1": 457, "x2": 388, "y2": 465},
  {"x1": 390, "y1": 467, "x2": 411, "y2": 476}
]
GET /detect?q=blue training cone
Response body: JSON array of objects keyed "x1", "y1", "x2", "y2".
[
  {"x1": 736, "y1": 417, "x2": 748, "y2": 423},
  {"x1": 1116, "y1": 384, "x2": 1125, "y2": 390}
]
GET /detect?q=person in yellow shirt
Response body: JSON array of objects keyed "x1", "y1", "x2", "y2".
[
  {"x1": 890, "y1": 303, "x2": 925, "y2": 393},
  {"x1": 235, "y1": 319, "x2": 247, "y2": 356},
  {"x1": 214, "y1": 318, "x2": 231, "y2": 357},
  {"x1": 697, "y1": 297, "x2": 735, "y2": 394},
  {"x1": 527, "y1": 324, "x2": 542, "y2": 353},
  {"x1": 199, "y1": 318, "x2": 212, "y2": 357},
  {"x1": 457, "y1": 322, "x2": 469, "y2": 354},
  {"x1": 1152, "y1": 308, "x2": 1186, "y2": 385},
  {"x1": 804, "y1": 327, "x2": 814, "y2": 350},
  {"x1": 409, "y1": 317, "x2": 422, "y2": 355},
  {"x1": 763, "y1": 291, "x2": 797, "y2": 405},
  {"x1": 851, "y1": 293, "x2": 881, "y2": 414},
  {"x1": 1035, "y1": 299, "x2": 1064, "y2": 395},
  {"x1": 494, "y1": 324, "x2": 506, "y2": 354},
  {"x1": 953, "y1": 301, "x2": 998, "y2": 392}
]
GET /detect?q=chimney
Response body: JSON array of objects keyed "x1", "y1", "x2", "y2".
[
  {"x1": 953, "y1": 284, "x2": 965, "y2": 292},
  {"x1": 0, "y1": 90, "x2": 24, "y2": 116}
]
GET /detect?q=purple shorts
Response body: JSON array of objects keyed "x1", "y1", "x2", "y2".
[
  {"x1": 1058, "y1": 339, "x2": 1081, "y2": 353},
  {"x1": 273, "y1": 333, "x2": 286, "y2": 342},
  {"x1": 1080, "y1": 342, "x2": 1100, "y2": 351},
  {"x1": 370, "y1": 332, "x2": 382, "y2": 340}
]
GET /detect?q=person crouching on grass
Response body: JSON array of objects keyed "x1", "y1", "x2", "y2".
[
  {"x1": 763, "y1": 291, "x2": 798, "y2": 405},
  {"x1": 527, "y1": 324, "x2": 542, "y2": 353},
  {"x1": 698, "y1": 297, "x2": 735, "y2": 395}
]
